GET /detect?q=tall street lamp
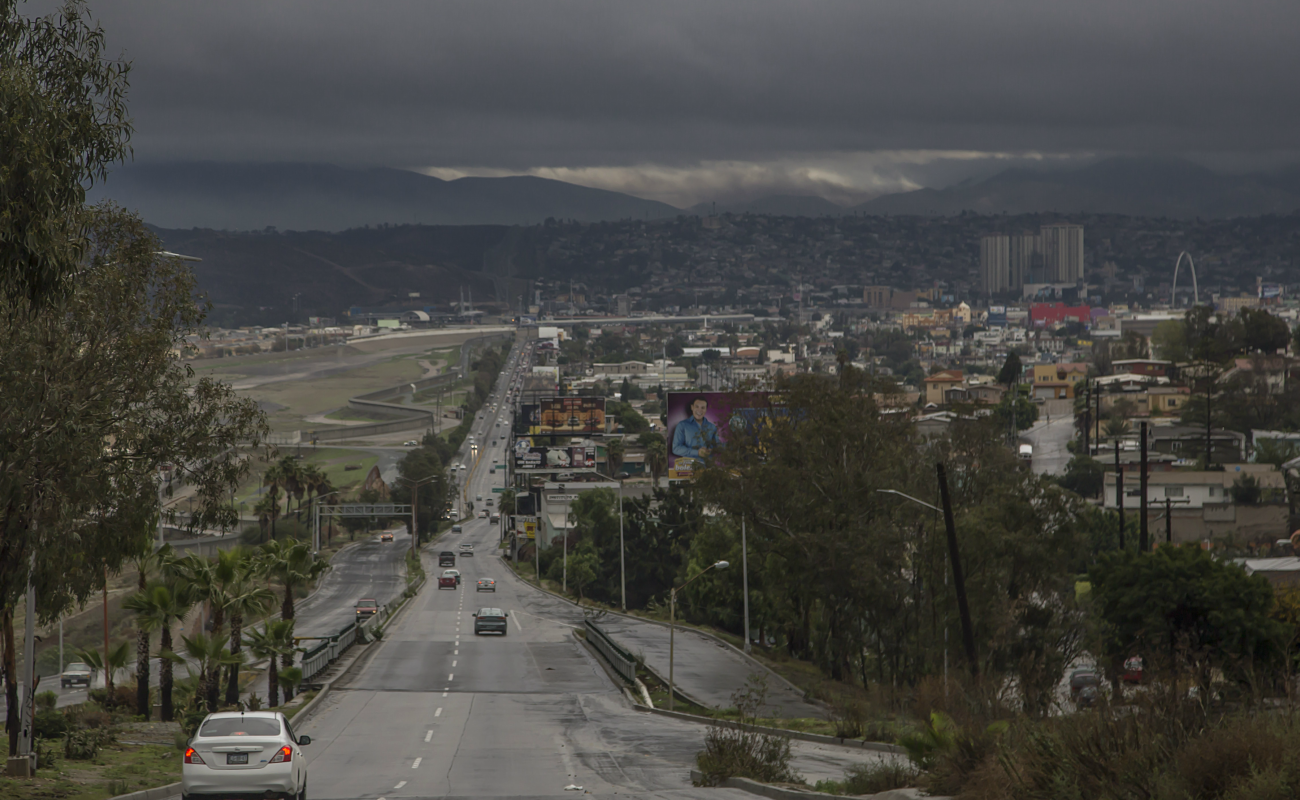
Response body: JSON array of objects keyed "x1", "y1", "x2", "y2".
[
  {"x1": 669, "y1": 560, "x2": 729, "y2": 711},
  {"x1": 876, "y1": 463, "x2": 979, "y2": 679}
]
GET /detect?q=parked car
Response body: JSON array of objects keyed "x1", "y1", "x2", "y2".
[
  {"x1": 438, "y1": 570, "x2": 459, "y2": 589},
  {"x1": 355, "y1": 598, "x2": 379, "y2": 619},
  {"x1": 476, "y1": 578, "x2": 496, "y2": 592},
  {"x1": 182, "y1": 711, "x2": 310, "y2": 800},
  {"x1": 1068, "y1": 667, "x2": 1100, "y2": 699},
  {"x1": 473, "y1": 608, "x2": 508, "y2": 635},
  {"x1": 60, "y1": 661, "x2": 92, "y2": 688}
]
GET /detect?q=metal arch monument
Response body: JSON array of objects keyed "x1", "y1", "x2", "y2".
[{"x1": 1171, "y1": 251, "x2": 1199, "y2": 306}]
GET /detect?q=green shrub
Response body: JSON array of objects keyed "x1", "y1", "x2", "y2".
[
  {"x1": 34, "y1": 709, "x2": 69, "y2": 739},
  {"x1": 695, "y1": 675, "x2": 800, "y2": 787},
  {"x1": 35, "y1": 690, "x2": 58, "y2": 711},
  {"x1": 843, "y1": 759, "x2": 921, "y2": 795}
]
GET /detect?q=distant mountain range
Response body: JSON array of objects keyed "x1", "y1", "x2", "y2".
[
  {"x1": 90, "y1": 157, "x2": 1300, "y2": 231},
  {"x1": 850, "y1": 157, "x2": 1300, "y2": 218},
  {"x1": 88, "y1": 162, "x2": 680, "y2": 231}
]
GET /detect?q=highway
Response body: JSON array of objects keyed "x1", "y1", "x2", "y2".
[{"x1": 291, "y1": 340, "x2": 885, "y2": 798}]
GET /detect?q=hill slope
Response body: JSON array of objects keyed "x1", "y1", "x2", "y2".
[
  {"x1": 853, "y1": 157, "x2": 1300, "y2": 218},
  {"x1": 89, "y1": 162, "x2": 682, "y2": 231}
]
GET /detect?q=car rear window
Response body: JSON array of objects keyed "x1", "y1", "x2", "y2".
[
  {"x1": 478, "y1": 608, "x2": 504, "y2": 619},
  {"x1": 200, "y1": 717, "x2": 281, "y2": 737}
]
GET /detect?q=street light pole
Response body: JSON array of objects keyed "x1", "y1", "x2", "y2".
[
  {"x1": 741, "y1": 514, "x2": 750, "y2": 654},
  {"x1": 876, "y1": 475, "x2": 979, "y2": 679},
  {"x1": 618, "y1": 477, "x2": 626, "y2": 612},
  {"x1": 669, "y1": 560, "x2": 730, "y2": 711}
]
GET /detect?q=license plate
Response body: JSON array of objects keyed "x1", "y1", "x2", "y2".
[{"x1": 227, "y1": 753, "x2": 249, "y2": 765}]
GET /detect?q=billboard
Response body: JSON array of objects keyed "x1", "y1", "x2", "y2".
[
  {"x1": 514, "y1": 515, "x2": 538, "y2": 539},
  {"x1": 538, "y1": 397, "x2": 605, "y2": 434},
  {"x1": 665, "y1": 392, "x2": 781, "y2": 480},
  {"x1": 513, "y1": 438, "x2": 597, "y2": 471},
  {"x1": 1260, "y1": 283, "x2": 1283, "y2": 300}
]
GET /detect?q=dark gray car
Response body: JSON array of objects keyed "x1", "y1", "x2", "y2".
[{"x1": 473, "y1": 608, "x2": 508, "y2": 635}]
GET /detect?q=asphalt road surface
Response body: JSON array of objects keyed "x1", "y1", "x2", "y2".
[
  {"x1": 293, "y1": 498, "x2": 894, "y2": 799},
  {"x1": 1023, "y1": 413, "x2": 1076, "y2": 476},
  {"x1": 293, "y1": 527, "x2": 414, "y2": 640}
]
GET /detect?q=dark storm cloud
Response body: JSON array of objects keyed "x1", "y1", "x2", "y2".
[{"x1": 35, "y1": 0, "x2": 1300, "y2": 201}]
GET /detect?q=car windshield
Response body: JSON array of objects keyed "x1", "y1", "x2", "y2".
[
  {"x1": 200, "y1": 717, "x2": 281, "y2": 737},
  {"x1": 65, "y1": 663, "x2": 89, "y2": 671},
  {"x1": 357, "y1": 600, "x2": 376, "y2": 607}
]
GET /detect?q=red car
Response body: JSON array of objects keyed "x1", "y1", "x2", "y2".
[{"x1": 438, "y1": 569, "x2": 460, "y2": 590}]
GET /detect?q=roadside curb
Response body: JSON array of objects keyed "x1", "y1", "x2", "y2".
[
  {"x1": 108, "y1": 782, "x2": 182, "y2": 800},
  {"x1": 636, "y1": 704, "x2": 905, "y2": 754},
  {"x1": 688, "y1": 771, "x2": 939, "y2": 800},
  {"x1": 498, "y1": 554, "x2": 819, "y2": 710},
  {"x1": 690, "y1": 771, "x2": 857, "y2": 800}
]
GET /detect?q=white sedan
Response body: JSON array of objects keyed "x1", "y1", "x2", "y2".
[{"x1": 182, "y1": 711, "x2": 310, "y2": 800}]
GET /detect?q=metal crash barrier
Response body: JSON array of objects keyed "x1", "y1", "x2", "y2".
[{"x1": 584, "y1": 618, "x2": 638, "y2": 685}]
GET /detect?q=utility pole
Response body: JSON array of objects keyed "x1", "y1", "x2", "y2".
[
  {"x1": 1115, "y1": 439, "x2": 1125, "y2": 550},
  {"x1": 1139, "y1": 421, "x2": 1149, "y2": 553},
  {"x1": 937, "y1": 463, "x2": 978, "y2": 678},
  {"x1": 1166, "y1": 497, "x2": 1173, "y2": 544},
  {"x1": 1082, "y1": 381, "x2": 1090, "y2": 456}
]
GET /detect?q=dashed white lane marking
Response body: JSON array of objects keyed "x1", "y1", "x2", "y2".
[
  {"x1": 394, "y1": 781, "x2": 407, "y2": 789},
  {"x1": 435, "y1": 708, "x2": 443, "y2": 717},
  {"x1": 412, "y1": 757, "x2": 422, "y2": 769},
  {"x1": 454, "y1": 649, "x2": 459, "y2": 655},
  {"x1": 452, "y1": 660, "x2": 457, "y2": 667},
  {"x1": 511, "y1": 610, "x2": 523, "y2": 632},
  {"x1": 442, "y1": 691, "x2": 448, "y2": 697},
  {"x1": 424, "y1": 730, "x2": 433, "y2": 742},
  {"x1": 448, "y1": 673, "x2": 454, "y2": 680}
]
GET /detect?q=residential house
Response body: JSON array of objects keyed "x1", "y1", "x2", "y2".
[
  {"x1": 1102, "y1": 464, "x2": 1287, "y2": 544},
  {"x1": 924, "y1": 370, "x2": 964, "y2": 406},
  {"x1": 1149, "y1": 426, "x2": 1247, "y2": 464}
]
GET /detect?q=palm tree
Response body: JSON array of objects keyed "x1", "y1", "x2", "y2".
[
  {"x1": 75, "y1": 642, "x2": 130, "y2": 696},
  {"x1": 224, "y1": 574, "x2": 275, "y2": 705},
  {"x1": 259, "y1": 539, "x2": 329, "y2": 670},
  {"x1": 645, "y1": 436, "x2": 668, "y2": 485},
  {"x1": 261, "y1": 462, "x2": 288, "y2": 540},
  {"x1": 124, "y1": 581, "x2": 194, "y2": 721},
  {"x1": 606, "y1": 437, "x2": 626, "y2": 476},
  {"x1": 173, "y1": 630, "x2": 240, "y2": 712},
  {"x1": 128, "y1": 545, "x2": 172, "y2": 718},
  {"x1": 1103, "y1": 418, "x2": 1132, "y2": 438},
  {"x1": 246, "y1": 619, "x2": 295, "y2": 707},
  {"x1": 254, "y1": 493, "x2": 280, "y2": 543},
  {"x1": 277, "y1": 667, "x2": 303, "y2": 705}
]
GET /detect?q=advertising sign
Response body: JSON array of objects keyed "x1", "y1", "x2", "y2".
[
  {"x1": 1260, "y1": 283, "x2": 1283, "y2": 300},
  {"x1": 537, "y1": 397, "x2": 605, "y2": 433},
  {"x1": 513, "y1": 438, "x2": 597, "y2": 470},
  {"x1": 514, "y1": 515, "x2": 538, "y2": 540},
  {"x1": 665, "y1": 392, "x2": 781, "y2": 480}
]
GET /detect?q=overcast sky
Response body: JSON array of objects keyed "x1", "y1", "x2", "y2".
[{"x1": 36, "y1": 0, "x2": 1300, "y2": 206}]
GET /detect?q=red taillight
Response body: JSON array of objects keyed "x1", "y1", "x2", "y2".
[
  {"x1": 270, "y1": 745, "x2": 292, "y2": 763},
  {"x1": 184, "y1": 748, "x2": 205, "y2": 765}
]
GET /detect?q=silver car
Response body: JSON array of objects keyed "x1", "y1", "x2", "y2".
[{"x1": 182, "y1": 710, "x2": 311, "y2": 800}]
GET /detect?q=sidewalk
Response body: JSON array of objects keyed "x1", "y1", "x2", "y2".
[
  {"x1": 504, "y1": 560, "x2": 823, "y2": 719},
  {"x1": 596, "y1": 614, "x2": 824, "y2": 719}
]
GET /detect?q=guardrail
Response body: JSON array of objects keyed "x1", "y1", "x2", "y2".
[
  {"x1": 298, "y1": 590, "x2": 410, "y2": 684},
  {"x1": 584, "y1": 618, "x2": 638, "y2": 685}
]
